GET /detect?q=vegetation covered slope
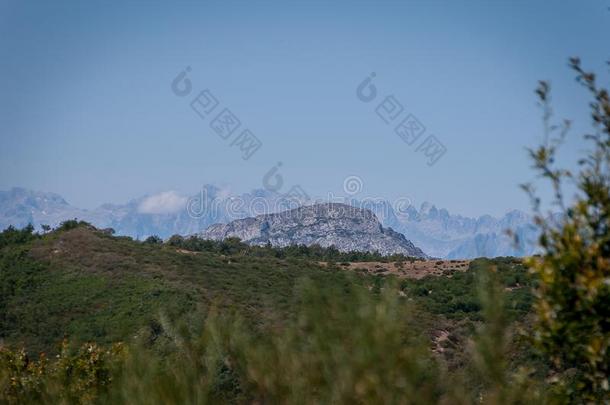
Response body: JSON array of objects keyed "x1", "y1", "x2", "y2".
[
  {"x1": 1, "y1": 223, "x2": 371, "y2": 353},
  {"x1": 0, "y1": 221, "x2": 547, "y2": 404},
  {"x1": 0, "y1": 222, "x2": 536, "y2": 354}
]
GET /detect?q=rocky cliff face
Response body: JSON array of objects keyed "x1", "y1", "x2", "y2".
[{"x1": 201, "y1": 203, "x2": 427, "y2": 258}]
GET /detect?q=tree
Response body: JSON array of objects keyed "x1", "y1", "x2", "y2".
[
  {"x1": 524, "y1": 58, "x2": 609, "y2": 401},
  {"x1": 144, "y1": 235, "x2": 163, "y2": 244},
  {"x1": 167, "y1": 234, "x2": 185, "y2": 247}
]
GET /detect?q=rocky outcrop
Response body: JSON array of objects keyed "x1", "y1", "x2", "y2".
[{"x1": 201, "y1": 203, "x2": 427, "y2": 257}]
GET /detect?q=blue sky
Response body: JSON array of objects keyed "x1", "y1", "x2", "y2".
[{"x1": 1, "y1": 0, "x2": 608, "y2": 217}]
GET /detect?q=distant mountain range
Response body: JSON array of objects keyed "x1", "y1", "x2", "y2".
[
  {"x1": 358, "y1": 200, "x2": 539, "y2": 259},
  {"x1": 0, "y1": 187, "x2": 540, "y2": 259}
]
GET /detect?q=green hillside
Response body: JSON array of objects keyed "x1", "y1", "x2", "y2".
[
  {"x1": 0, "y1": 223, "x2": 534, "y2": 354},
  {"x1": 0, "y1": 222, "x2": 550, "y2": 403},
  {"x1": 0, "y1": 224, "x2": 361, "y2": 352}
]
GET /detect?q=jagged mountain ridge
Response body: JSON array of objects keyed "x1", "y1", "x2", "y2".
[
  {"x1": 201, "y1": 203, "x2": 427, "y2": 257},
  {"x1": 357, "y1": 200, "x2": 538, "y2": 258},
  {"x1": 0, "y1": 187, "x2": 539, "y2": 259}
]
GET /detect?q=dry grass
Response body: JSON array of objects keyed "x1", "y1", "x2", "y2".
[{"x1": 323, "y1": 259, "x2": 471, "y2": 279}]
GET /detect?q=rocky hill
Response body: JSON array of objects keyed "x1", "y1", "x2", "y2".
[{"x1": 201, "y1": 203, "x2": 427, "y2": 258}]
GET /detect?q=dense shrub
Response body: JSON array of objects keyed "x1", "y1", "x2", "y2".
[
  {"x1": 0, "y1": 224, "x2": 37, "y2": 249},
  {"x1": 523, "y1": 59, "x2": 610, "y2": 401},
  {"x1": 0, "y1": 341, "x2": 125, "y2": 404},
  {"x1": 165, "y1": 234, "x2": 421, "y2": 262}
]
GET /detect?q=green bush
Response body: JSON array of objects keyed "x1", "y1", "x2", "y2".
[
  {"x1": 0, "y1": 340, "x2": 125, "y2": 404},
  {"x1": 523, "y1": 59, "x2": 610, "y2": 401}
]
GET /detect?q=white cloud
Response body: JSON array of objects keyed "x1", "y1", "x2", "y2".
[{"x1": 138, "y1": 191, "x2": 187, "y2": 214}]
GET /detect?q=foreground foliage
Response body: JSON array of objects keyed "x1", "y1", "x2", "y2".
[
  {"x1": 524, "y1": 59, "x2": 610, "y2": 401},
  {"x1": 1, "y1": 269, "x2": 547, "y2": 404}
]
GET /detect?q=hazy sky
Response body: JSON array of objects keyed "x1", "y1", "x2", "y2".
[{"x1": 1, "y1": 0, "x2": 608, "y2": 217}]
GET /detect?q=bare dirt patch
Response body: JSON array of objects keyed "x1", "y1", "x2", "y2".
[
  {"x1": 176, "y1": 249, "x2": 199, "y2": 255},
  {"x1": 324, "y1": 259, "x2": 471, "y2": 279},
  {"x1": 432, "y1": 330, "x2": 451, "y2": 354}
]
